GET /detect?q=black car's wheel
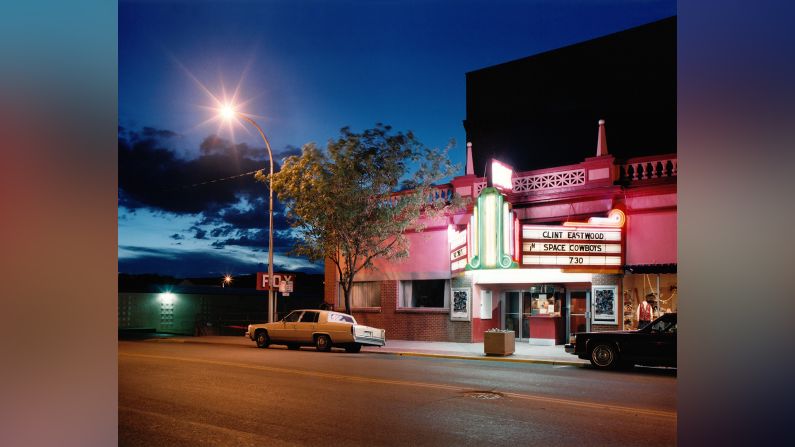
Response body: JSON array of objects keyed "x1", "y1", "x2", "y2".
[
  {"x1": 590, "y1": 343, "x2": 618, "y2": 369},
  {"x1": 287, "y1": 343, "x2": 300, "y2": 350},
  {"x1": 345, "y1": 343, "x2": 362, "y2": 353},
  {"x1": 255, "y1": 331, "x2": 270, "y2": 349},
  {"x1": 315, "y1": 335, "x2": 332, "y2": 352}
]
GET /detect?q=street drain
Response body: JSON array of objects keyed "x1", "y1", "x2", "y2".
[{"x1": 464, "y1": 391, "x2": 503, "y2": 400}]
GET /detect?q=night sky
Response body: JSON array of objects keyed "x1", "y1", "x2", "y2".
[{"x1": 118, "y1": 0, "x2": 676, "y2": 278}]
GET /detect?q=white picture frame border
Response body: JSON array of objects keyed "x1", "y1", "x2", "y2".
[
  {"x1": 450, "y1": 287, "x2": 471, "y2": 321},
  {"x1": 591, "y1": 285, "x2": 619, "y2": 325}
]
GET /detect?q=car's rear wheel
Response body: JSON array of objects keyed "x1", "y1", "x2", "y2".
[
  {"x1": 345, "y1": 343, "x2": 362, "y2": 353},
  {"x1": 255, "y1": 331, "x2": 270, "y2": 349},
  {"x1": 315, "y1": 335, "x2": 332, "y2": 352},
  {"x1": 590, "y1": 343, "x2": 618, "y2": 369}
]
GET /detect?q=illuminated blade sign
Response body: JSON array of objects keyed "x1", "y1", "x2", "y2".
[
  {"x1": 491, "y1": 159, "x2": 514, "y2": 191},
  {"x1": 466, "y1": 187, "x2": 518, "y2": 270}
]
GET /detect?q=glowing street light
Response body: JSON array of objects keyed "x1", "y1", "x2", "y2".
[
  {"x1": 222, "y1": 275, "x2": 233, "y2": 288},
  {"x1": 218, "y1": 105, "x2": 276, "y2": 322},
  {"x1": 220, "y1": 104, "x2": 236, "y2": 121}
]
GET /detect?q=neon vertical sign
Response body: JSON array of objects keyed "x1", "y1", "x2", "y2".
[{"x1": 467, "y1": 187, "x2": 518, "y2": 270}]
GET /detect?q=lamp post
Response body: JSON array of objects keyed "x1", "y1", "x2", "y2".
[
  {"x1": 220, "y1": 106, "x2": 276, "y2": 322},
  {"x1": 222, "y1": 275, "x2": 232, "y2": 288}
]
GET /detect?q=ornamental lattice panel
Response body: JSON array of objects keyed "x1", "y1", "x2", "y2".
[{"x1": 512, "y1": 169, "x2": 586, "y2": 192}]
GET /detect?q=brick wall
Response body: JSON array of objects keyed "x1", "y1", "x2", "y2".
[
  {"x1": 324, "y1": 262, "x2": 337, "y2": 307},
  {"x1": 350, "y1": 280, "x2": 472, "y2": 342}
]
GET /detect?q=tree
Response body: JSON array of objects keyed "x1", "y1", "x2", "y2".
[{"x1": 260, "y1": 124, "x2": 462, "y2": 314}]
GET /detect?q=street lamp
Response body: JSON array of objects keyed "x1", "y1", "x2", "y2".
[
  {"x1": 222, "y1": 275, "x2": 232, "y2": 288},
  {"x1": 219, "y1": 105, "x2": 276, "y2": 323}
]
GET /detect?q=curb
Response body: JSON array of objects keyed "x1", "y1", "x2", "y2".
[
  {"x1": 363, "y1": 349, "x2": 586, "y2": 367},
  {"x1": 143, "y1": 337, "x2": 587, "y2": 367}
]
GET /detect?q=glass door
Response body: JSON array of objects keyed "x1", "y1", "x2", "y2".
[
  {"x1": 567, "y1": 290, "x2": 589, "y2": 340},
  {"x1": 521, "y1": 291, "x2": 533, "y2": 340},
  {"x1": 504, "y1": 291, "x2": 521, "y2": 339}
]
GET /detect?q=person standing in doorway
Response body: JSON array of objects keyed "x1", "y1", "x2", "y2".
[{"x1": 636, "y1": 294, "x2": 655, "y2": 329}]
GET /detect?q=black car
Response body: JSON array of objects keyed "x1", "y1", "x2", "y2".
[{"x1": 565, "y1": 313, "x2": 676, "y2": 369}]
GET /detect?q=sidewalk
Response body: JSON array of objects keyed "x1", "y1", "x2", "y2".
[{"x1": 142, "y1": 334, "x2": 589, "y2": 367}]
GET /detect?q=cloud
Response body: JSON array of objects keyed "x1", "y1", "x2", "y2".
[
  {"x1": 118, "y1": 246, "x2": 322, "y2": 277},
  {"x1": 118, "y1": 127, "x2": 315, "y2": 276},
  {"x1": 118, "y1": 129, "x2": 270, "y2": 214}
]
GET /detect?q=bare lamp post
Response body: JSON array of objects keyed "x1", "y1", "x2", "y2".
[{"x1": 220, "y1": 106, "x2": 276, "y2": 322}]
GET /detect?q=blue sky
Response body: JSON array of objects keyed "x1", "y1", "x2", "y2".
[{"x1": 118, "y1": 0, "x2": 676, "y2": 277}]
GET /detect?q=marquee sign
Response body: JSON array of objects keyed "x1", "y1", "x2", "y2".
[{"x1": 521, "y1": 209, "x2": 625, "y2": 268}]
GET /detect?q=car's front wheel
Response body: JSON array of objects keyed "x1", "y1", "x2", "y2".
[
  {"x1": 589, "y1": 343, "x2": 618, "y2": 369},
  {"x1": 255, "y1": 331, "x2": 270, "y2": 349},
  {"x1": 315, "y1": 335, "x2": 332, "y2": 352},
  {"x1": 345, "y1": 343, "x2": 362, "y2": 353}
]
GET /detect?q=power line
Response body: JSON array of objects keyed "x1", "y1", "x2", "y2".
[{"x1": 163, "y1": 169, "x2": 264, "y2": 192}]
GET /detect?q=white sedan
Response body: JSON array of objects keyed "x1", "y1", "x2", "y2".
[{"x1": 246, "y1": 309, "x2": 386, "y2": 353}]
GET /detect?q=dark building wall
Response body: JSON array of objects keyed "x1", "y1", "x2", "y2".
[{"x1": 465, "y1": 17, "x2": 676, "y2": 175}]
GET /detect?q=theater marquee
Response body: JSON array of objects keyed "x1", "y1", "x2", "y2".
[{"x1": 521, "y1": 210, "x2": 625, "y2": 268}]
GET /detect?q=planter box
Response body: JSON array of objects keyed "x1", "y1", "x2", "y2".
[{"x1": 484, "y1": 331, "x2": 515, "y2": 356}]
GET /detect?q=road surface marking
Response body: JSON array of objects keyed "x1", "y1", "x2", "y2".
[{"x1": 120, "y1": 352, "x2": 676, "y2": 419}]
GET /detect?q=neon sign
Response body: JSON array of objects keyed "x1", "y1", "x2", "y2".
[{"x1": 467, "y1": 187, "x2": 518, "y2": 270}]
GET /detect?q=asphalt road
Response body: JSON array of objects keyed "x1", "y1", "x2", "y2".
[{"x1": 119, "y1": 341, "x2": 676, "y2": 447}]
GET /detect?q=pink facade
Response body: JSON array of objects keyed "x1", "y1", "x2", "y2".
[
  {"x1": 354, "y1": 228, "x2": 451, "y2": 282},
  {"x1": 325, "y1": 129, "x2": 676, "y2": 343}
]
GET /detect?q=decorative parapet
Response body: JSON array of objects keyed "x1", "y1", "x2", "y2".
[
  {"x1": 450, "y1": 175, "x2": 487, "y2": 199},
  {"x1": 512, "y1": 168, "x2": 586, "y2": 192},
  {"x1": 510, "y1": 156, "x2": 614, "y2": 195},
  {"x1": 386, "y1": 184, "x2": 455, "y2": 207},
  {"x1": 619, "y1": 155, "x2": 677, "y2": 182}
]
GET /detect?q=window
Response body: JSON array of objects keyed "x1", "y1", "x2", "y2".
[
  {"x1": 328, "y1": 313, "x2": 355, "y2": 323},
  {"x1": 300, "y1": 311, "x2": 319, "y2": 323},
  {"x1": 400, "y1": 279, "x2": 450, "y2": 308},
  {"x1": 283, "y1": 311, "x2": 302, "y2": 322},
  {"x1": 650, "y1": 318, "x2": 676, "y2": 333},
  {"x1": 344, "y1": 281, "x2": 381, "y2": 308}
]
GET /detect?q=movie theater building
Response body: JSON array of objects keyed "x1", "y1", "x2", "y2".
[{"x1": 323, "y1": 122, "x2": 677, "y2": 344}]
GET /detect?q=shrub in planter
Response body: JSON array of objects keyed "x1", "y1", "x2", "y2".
[{"x1": 484, "y1": 329, "x2": 515, "y2": 356}]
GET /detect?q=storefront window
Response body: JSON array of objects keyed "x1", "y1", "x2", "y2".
[
  {"x1": 339, "y1": 281, "x2": 382, "y2": 308},
  {"x1": 399, "y1": 279, "x2": 450, "y2": 308},
  {"x1": 622, "y1": 273, "x2": 677, "y2": 328},
  {"x1": 529, "y1": 285, "x2": 562, "y2": 316}
]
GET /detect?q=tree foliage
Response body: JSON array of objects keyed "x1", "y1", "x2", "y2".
[{"x1": 260, "y1": 124, "x2": 462, "y2": 314}]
